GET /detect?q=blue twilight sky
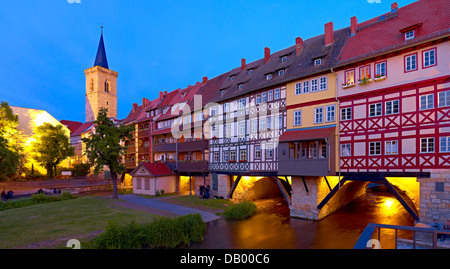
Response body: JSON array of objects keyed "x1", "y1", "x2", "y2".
[{"x1": 0, "y1": 0, "x2": 416, "y2": 123}]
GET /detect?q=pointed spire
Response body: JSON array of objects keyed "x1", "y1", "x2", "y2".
[{"x1": 93, "y1": 26, "x2": 109, "y2": 69}]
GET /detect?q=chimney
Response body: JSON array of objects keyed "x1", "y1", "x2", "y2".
[
  {"x1": 325, "y1": 22, "x2": 334, "y2": 46},
  {"x1": 351, "y1": 16, "x2": 358, "y2": 36},
  {"x1": 391, "y1": 2, "x2": 398, "y2": 13},
  {"x1": 132, "y1": 103, "x2": 138, "y2": 113},
  {"x1": 159, "y1": 91, "x2": 164, "y2": 100},
  {"x1": 241, "y1": 58, "x2": 246, "y2": 71},
  {"x1": 142, "y1": 98, "x2": 149, "y2": 107},
  {"x1": 202, "y1": 76, "x2": 208, "y2": 84},
  {"x1": 264, "y1": 47, "x2": 270, "y2": 64},
  {"x1": 295, "y1": 37, "x2": 303, "y2": 55}
]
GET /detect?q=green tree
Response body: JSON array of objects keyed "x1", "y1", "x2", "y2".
[
  {"x1": 82, "y1": 108, "x2": 133, "y2": 199},
  {"x1": 30, "y1": 123, "x2": 75, "y2": 178},
  {"x1": 0, "y1": 101, "x2": 23, "y2": 180}
]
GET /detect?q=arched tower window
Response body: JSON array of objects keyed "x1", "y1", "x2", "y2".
[{"x1": 105, "y1": 80, "x2": 110, "y2": 92}]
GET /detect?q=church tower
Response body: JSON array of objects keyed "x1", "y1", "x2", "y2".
[{"x1": 85, "y1": 28, "x2": 118, "y2": 122}]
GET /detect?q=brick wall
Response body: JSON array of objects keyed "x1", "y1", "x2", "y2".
[{"x1": 418, "y1": 170, "x2": 450, "y2": 226}]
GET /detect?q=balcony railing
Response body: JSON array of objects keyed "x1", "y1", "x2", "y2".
[
  {"x1": 177, "y1": 160, "x2": 209, "y2": 173},
  {"x1": 278, "y1": 158, "x2": 329, "y2": 176}
]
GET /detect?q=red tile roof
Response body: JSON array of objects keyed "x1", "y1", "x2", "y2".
[
  {"x1": 279, "y1": 127, "x2": 335, "y2": 142},
  {"x1": 71, "y1": 122, "x2": 95, "y2": 136},
  {"x1": 60, "y1": 120, "x2": 83, "y2": 134},
  {"x1": 141, "y1": 162, "x2": 173, "y2": 176},
  {"x1": 339, "y1": 0, "x2": 450, "y2": 64}
]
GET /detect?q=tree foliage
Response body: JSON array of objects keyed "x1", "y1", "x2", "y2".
[
  {"x1": 30, "y1": 123, "x2": 74, "y2": 178},
  {"x1": 0, "y1": 101, "x2": 23, "y2": 180},
  {"x1": 82, "y1": 108, "x2": 133, "y2": 199}
]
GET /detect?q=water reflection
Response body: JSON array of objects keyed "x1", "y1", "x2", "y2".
[{"x1": 192, "y1": 190, "x2": 414, "y2": 249}]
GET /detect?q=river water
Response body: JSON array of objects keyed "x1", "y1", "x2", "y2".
[{"x1": 192, "y1": 190, "x2": 414, "y2": 249}]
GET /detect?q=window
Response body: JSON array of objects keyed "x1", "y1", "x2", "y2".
[
  {"x1": 274, "y1": 88, "x2": 280, "y2": 99},
  {"x1": 259, "y1": 117, "x2": 266, "y2": 130},
  {"x1": 314, "y1": 58, "x2": 322, "y2": 66},
  {"x1": 267, "y1": 117, "x2": 273, "y2": 130},
  {"x1": 238, "y1": 122, "x2": 246, "y2": 136},
  {"x1": 311, "y1": 79, "x2": 318, "y2": 92},
  {"x1": 344, "y1": 69, "x2": 355, "y2": 85},
  {"x1": 251, "y1": 119, "x2": 258, "y2": 133},
  {"x1": 309, "y1": 142, "x2": 317, "y2": 159},
  {"x1": 281, "y1": 56, "x2": 287, "y2": 62},
  {"x1": 262, "y1": 92, "x2": 267, "y2": 103},
  {"x1": 369, "y1": 103, "x2": 382, "y2": 117},
  {"x1": 341, "y1": 144, "x2": 351, "y2": 157},
  {"x1": 266, "y1": 148, "x2": 273, "y2": 158},
  {"x1": 320, "y1": 76, "x2": 327, "y2": 90},
  {"x1": 294, "y1": 110, "x2": 302, "y2": 126},
  {"x1": 369, "y1": 141, "x2": 381, "y2": 155},
  {"x1": 239, "y1": 83, "x2": 244, "y2": 89},
  {"x1": 248, "y1": 69, "x2": 254, "y2": 75},
  {"x1": 326, "y1": 105, "x2": 335, "y2": 122},
  {"x1": 104, "y1": 80, "x2": 110, "y2": 92},
  {"x1": 314, "y1": 107, "x2": 323, "y2": 124},
  {"x1": 224, "y1": 103, "x2": 230, "y2": 113},
  {"x1": 440, "y1": 136, "x2": 450, "y2": 152},
  {"x1": 295, "y1": 82, "x2": 302, "y2": 95},
  {"x1": 385, "y1": 140, "x2": 398, "y2": 155},
  {"x1": 256, "y1": 95, "x2": 261, "y2": 104},
  {"x1": 420, "y1": 94, "x2": 434, "y2": 110},
  {"x1": 223, "y1": 151, "x2": 229, "y2": 162},
  {"x1": 385, "y1": 100, "x2": 399, "y2": 115},
  {"x1": 230, "y1": 76, "x2": 235, "y2": 81},
  {"x1": 423, "y1": 48, "x2": 436, "y2": 68},
  {"x1": 230, "y1": 151, "x2": 236, "y2": 161},
  {"x1": 320, "y1": 144, "x2": 327, "y2": 158},
  {"x1": 375, "y1": 61, "x2": 386, "y2": 77},
  {"x1": 439, "y1": 91, "x2": 450, "y2": 107},
  {"x1": 211, "y1": 105, "x2": 218, "y2": 116},
  {"x1": 239, "y1": 150, "x2": 247, "y2": 161},
  {"x1": 255, "y1": 146, "x2": 261, "y2": 159},
  {"x1": 303, "y1": 81, "x2": 309, "y2": 93},
  {"x1": 405, "y1": 53, "x2": 417, "y2": 72},
  {"x1": 405, "y1": 30, "x2": 415, "y2": 40},
  {"x1": 266, "y1": 74, "x2": 272, "y2": 80},
  {"x1": 421, "y1": 137, "x2": 435, "y2": 153},
  {"x1": 276, "y1": 115, "x2": 283, "y2": 129},
  {"x1": 341, "y1": 107, "x2": 352, "y2": 121},
  {"x1": 279, "y1": 70, "x2": 285, "y2": 76},
  {"x1": 239, "y1": 98, "x2": 246, "y2": 110},
  {"x1": 268, "y1": 90, "x2": 273, "y2": 101},
  {"x1": 360, "y1": 65, "x2": 370, "y2": 80},
  {"x1": 225, "y1": 123, "x2": 231, "y2": 137},
  {"x1": 213, "y1": 152, "x2": 220, "y2": 162}
]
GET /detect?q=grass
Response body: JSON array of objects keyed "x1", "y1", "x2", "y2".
[
  {"x1": 0, "y1": 196, "x2": 156, "y2": 249},
  {"x1": 166, "y1": 195, "x2": 234, "y2": 211},
  {"x1": 222, "y1": 200, "x2": 257, "y2": 221}
]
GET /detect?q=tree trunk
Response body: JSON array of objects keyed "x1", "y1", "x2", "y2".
[{"x1": 111, "y1": 170, "x2": 119, "y2": 199}]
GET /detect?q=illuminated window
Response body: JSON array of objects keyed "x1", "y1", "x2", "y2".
[
  {"x1": 360, "y1": 65, "x2": 370, "y2": 79},
  {"x1": 230, "y1": 151, "x2": 236, "y2": 161},
  {"x1": 239, "y1": 150, "x2": 247, "y2": 161},
  {"x1": 344, "y1": 69, "x2": 355, "y2": 85},
  {"x1": 385, "y1": 140, "x2": 398, "y2": 155}
]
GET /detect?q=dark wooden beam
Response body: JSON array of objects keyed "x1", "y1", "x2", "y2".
[
  {"x1": 227, "y1": 175, "x2": 242, "y2": 199},
  {"x1": 275, "y1": 177, "x2": 291, "y2": 206},
  {"x1": 302, "y1": 176, "x2": 309, "y2": 194},
  {"x1": 317, "y1": 178, "x2": 347, "y2": 209},
  {"x1": 382, "y1": 178, "x2": 419, "y2": 221},
  {"x1": 324, "y1": 176, "x2": 332, "y2": 192}
]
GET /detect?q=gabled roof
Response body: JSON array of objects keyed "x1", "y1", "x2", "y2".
[
  {"x1": 93, "y1": 30, "x2": 109, "y2": 69},
  {"x1": 60, "y1": 120, "x2": 83, "y2": 134},
  {"x1": 131, "y1": 162, "x2": 173, "y2": 177},
  {"x1": 71, "y1": 121, "x2": 95, "y2": 136},
  {"x1": 338, "y1": 0, "x2": 450, "y2": 65}
]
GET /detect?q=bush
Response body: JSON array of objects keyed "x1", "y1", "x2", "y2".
[
  {"x1": 0, "y1": 191, "x2": 74, "y2": 211},
  {"x1": 222, "y1": 200, "x2": 257, "y2": 221},
  {"x1": 71, "y1": 163, "x2": 91, "y2": 177},
  {"x1": 84, "y1": 214, "x2": 206, "y2": 249}
]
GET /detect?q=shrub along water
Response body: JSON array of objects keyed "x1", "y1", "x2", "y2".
[
  {"x1": 0, "y1": 192, "x2": 74, "y2": 211},
  {"x1": 222, "y1": 200, "x2": 257, "y2": 221},
  {"x1": 84, "y1": 213, "x2": 206, "y2": 249}
]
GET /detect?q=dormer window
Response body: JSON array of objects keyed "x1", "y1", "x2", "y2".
[
  {"x1": 278, "y1": 69, "x2": 285, "y2": 76},
  {"x1": 405, "y1": 30, "x2": 415, "y2": 40},
  {"x1": 281, "y1": 56, "x2": 287, "y2": 62},
  {"x1": 181, "y1": 92, "x2": 187, "y2": 98},
  {"x1": 248, "y1": 69, "x2": 254, "y2": 75},
  {"x1": 230, "y1": 76, "x2": 235, "y2": 81},
  {"x1": 220, "y1": 89, "x2": 226, "y2": 96},
  {"x1": 314, "y1": 58, "x2": 322, "y2": 66},
  {"x1": 266, "y1": 74, "x2": 272, "y2": 80},
  {"x1": 239, "y1": 83, "x2": 244, "y2": 90}
]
